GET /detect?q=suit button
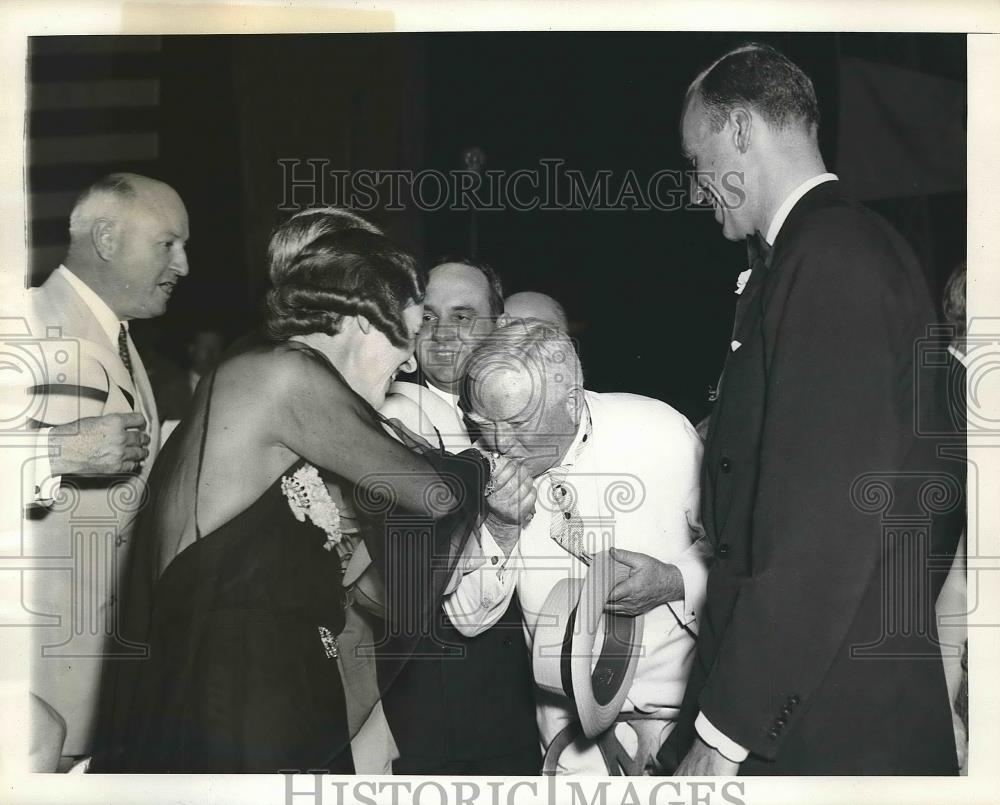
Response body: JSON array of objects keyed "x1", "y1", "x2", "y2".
[
  {"x1": 491, "y1": 555, "x2": 499, "y2": 565},
  {"x1": 767, "y1": 729, "x2": 779, "y2": 740},
  {"x1": 503, "y1": 637, "x2": 512, "y2": 648},
  {"x1": 775, "y1": 718, "x2": 787, "y2": 729},
  {"x1": 780, "y1": 705, "x2": 793, "y2": 716},
  {"x1": 788, "y1": 695, "x2": 800, "y2": 706},
  {"x1": 720, "y1": 456, "x2": 732, "y2": 473},
  {"x1": 717, "y1": 543, "x2": 730, "y2": 558}
]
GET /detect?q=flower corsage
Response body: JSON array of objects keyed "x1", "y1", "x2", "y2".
[{"x1": 280, "y1": 463, "x2": 342, "y2": 551}]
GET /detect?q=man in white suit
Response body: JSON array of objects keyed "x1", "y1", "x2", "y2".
[
  {"x1": 25, "y1": 172, "x2": 189, "y2": 766},
  {"x1": 448, "y1": 321, "x2": 708, "y2": 774}
]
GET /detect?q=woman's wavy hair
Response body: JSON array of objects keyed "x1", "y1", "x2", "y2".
[
  {"x1": 267, "y1": 206, "x2": 383, "y2": 286},
  {"x1": 264, "y1": 210, "x2": 424, "y2": 347}
]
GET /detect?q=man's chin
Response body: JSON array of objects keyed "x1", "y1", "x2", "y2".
[
  {"x1": 423, "y1": 371, "x2": 460, "y2": 391},
  {"x1": 720, "y1": 224, "x2": 746, "y2": 242}
]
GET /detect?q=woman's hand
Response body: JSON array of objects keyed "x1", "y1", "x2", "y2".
[{"x1": 484, "y1": 453, "x2": 537, "y2": 528}]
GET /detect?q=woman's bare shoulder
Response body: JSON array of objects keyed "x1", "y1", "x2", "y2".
[{"x1": 219, "y1": 341, "x2": 342, "y2": 401}]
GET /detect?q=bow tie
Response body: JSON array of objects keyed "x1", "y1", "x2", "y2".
[{"x1": 747, "y1": 232, "x2": 773, "y2": 270}]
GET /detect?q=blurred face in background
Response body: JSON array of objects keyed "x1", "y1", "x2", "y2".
[{"x1": 188, "y1": 330, "x2": 225, "y2": 376}]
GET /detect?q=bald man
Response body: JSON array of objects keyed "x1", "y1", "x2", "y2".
[
  {"x1": 447, "y1": 321, "x2": 708, "y2": 774},
  {"x1": 504, "y1": 291, "x2": 569, "y2": 331},
  {"x1": 26, "y1": 173, "x2": 189, "y2": 766}
]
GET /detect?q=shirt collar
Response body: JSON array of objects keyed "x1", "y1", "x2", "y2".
[
  {"x1": 948, "y1": 343, "x2": 971, "y2": 369},
  {"x1": 549, "y1": 399, "x2": 592, "y2": 472},
  {"x1": 764, "y1": 173, "x2": 838, "y2": 246},
  {"x1": 56, "y1": 264, "x2": 122, "y2": 347},
  {"x1": 424, "y1": 381, "x2": 460, "y2": 411}
]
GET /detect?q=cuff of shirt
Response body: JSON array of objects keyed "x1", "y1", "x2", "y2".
[
  {"x1": 695, "y1": 712, "x2": 749, "y2": 763},
  {"x1": 477, "y1": 522, "x2": 512, "y2": 576},
  {"x1": 671, "y1": 550, "x2": 708, "y2": 621},
  {"x1": 28, "y1": 427, "x2": 62, "y2": 506},
  {"x1": 443, "y1": 523, "x2": 511, "y2": 596}
]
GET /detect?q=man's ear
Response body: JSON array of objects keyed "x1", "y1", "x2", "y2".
[
  {"x1": 730, "y1": 107, "x2": 753, "y2": 155},
  {"x1": 564, "y1": 385, "x2": 585, "y2": 423},
  {"x1": 91, "y1": 218, "x2": 119, "y2": 262}
]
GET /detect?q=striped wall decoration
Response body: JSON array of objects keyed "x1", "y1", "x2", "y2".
[{"x1": 28, "y1": 35, "x2": 163, "y2": 284}]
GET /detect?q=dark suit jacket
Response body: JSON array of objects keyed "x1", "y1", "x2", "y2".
[
  {"x1": 660, "y1": 181, "x2": 965, "y2": 775},
  {"x1": 382, "y1": 595, "x2": 540, "y2": 770}
]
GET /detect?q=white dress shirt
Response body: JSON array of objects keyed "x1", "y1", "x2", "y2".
[{"x1": 696, "y1": 171, "x2": 839, "y2": 764}]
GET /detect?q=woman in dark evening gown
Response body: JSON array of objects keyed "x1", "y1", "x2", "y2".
[{"x1": 92, "y1": 210, "x2": 488, "y2": 773}]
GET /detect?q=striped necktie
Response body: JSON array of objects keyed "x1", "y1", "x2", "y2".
[{"x1": 118, "y1": 323, "x2": 135, "y2": 382}]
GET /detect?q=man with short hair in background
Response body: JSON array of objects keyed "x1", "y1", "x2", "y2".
[{"x1": 504, "y1": 291, "x2": 569, "y2": 332}]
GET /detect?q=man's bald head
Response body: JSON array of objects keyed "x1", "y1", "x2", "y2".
[
  {"x1": 65, "y1": 173, "x2": 189, "y2": 321},
  {"x1": 69, "y1": 173, "x2": 184, "y2": 238},
  {"x1": 463, "y1": 320, "x2": 584, "y2": 476},
  {"x1": 504, "y1": 291, "x2": 569, "y2": 331}
]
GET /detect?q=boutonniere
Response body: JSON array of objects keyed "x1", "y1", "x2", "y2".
[
  {"x1": 735, "y1": 268, "x2": 752, "y2": 296},
  {"x1": 281, "y1": 463, "x2": 342, "y2": 551}
]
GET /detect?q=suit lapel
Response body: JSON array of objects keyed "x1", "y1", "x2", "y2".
[
  {"x1": 127, "y1": 338, "x2": 160, "y2": 461},
  {"x1": 35, "y1": 271, "x2": 138, "y2": 404},
  {"x1": 704, "y1": 181, "x2": 844, "y2": 546}
]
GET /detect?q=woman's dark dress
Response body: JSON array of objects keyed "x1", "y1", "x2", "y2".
[
  {"x1": 106, "y1": 458, "x2": 353, "y2": 772},
  {"x1": 92, "y1": 349, "x2": 486, "y2": 773}
]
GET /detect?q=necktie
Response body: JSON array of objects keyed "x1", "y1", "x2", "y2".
[
  {"x1": 118, "y1": 323, "x2": 135, "y2": 382},
  {"x1": 708, "y1": 234, "x2": 772, "y2": 403},
  {"x1": 547, "y1": 414, "x2": 593, "y2": 564},
  {"x1": 731, "y1": 233, "x2": 771, "y2": 339}
]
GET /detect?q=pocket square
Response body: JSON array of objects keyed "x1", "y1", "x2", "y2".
[{"x1": 731, "y1": 340, "x2": 742, "y2": 352}]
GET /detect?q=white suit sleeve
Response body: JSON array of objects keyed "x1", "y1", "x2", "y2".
[
  {"x1": 668, "y1": 535, "x2": 711, "y2": 622},
  {"x1": 663, "y1": 413, "x2": 708, "y2": 623},
  {"x1": 443, "y1": 523, "x2": 518, "y2": 637}
]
